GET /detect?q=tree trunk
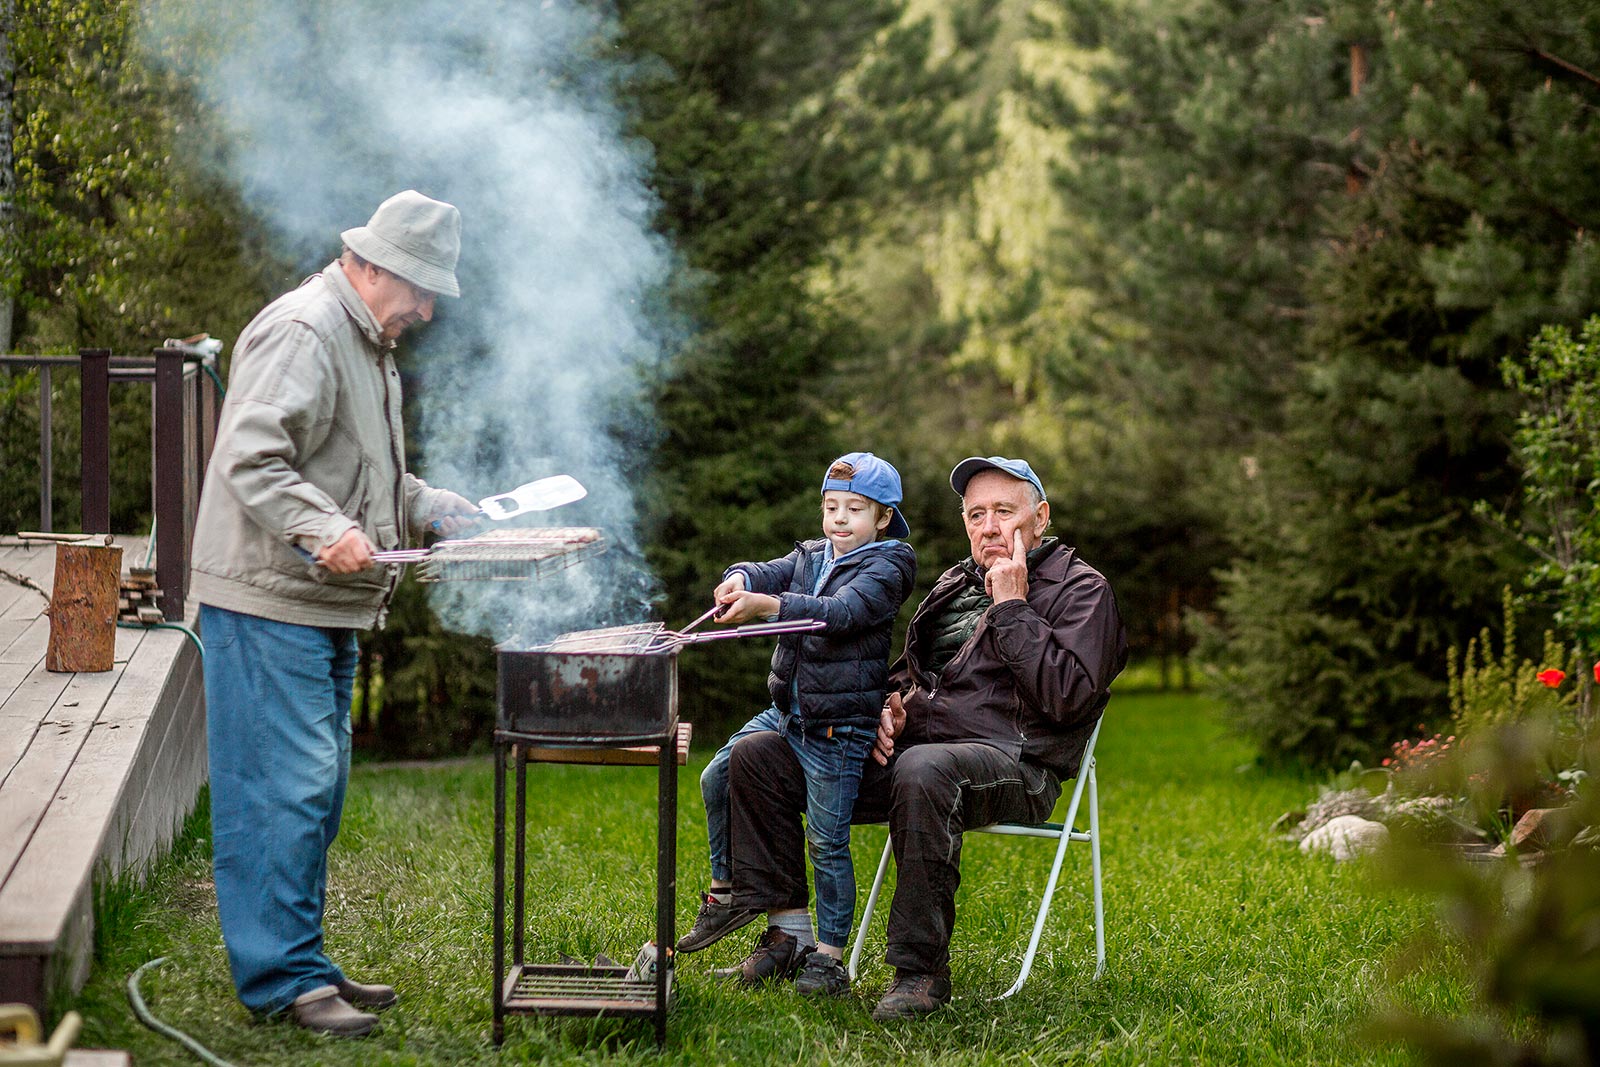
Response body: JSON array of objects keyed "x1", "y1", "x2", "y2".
[{"x1": 46, "y1": 542, "x2": 124, "y2": 672}]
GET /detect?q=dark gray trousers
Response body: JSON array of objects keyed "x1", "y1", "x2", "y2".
[{"x1": 728, "y1": 730, "x2": 1059, "y2": 974}]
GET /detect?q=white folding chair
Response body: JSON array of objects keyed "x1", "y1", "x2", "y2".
[{"x1": 847, "y1": 719, "x2": 1104, "y2": 998}]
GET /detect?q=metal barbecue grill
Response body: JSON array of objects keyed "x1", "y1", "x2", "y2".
[
  {"x1": 492, "y1": 611, "x2": 828, "y2": 1046},
  {"x1": 374, "y1": 527, "x2": 606, "y2": 582},
  {"x1": 496, "y1": 617, "x2": 822, "y2": 744}
]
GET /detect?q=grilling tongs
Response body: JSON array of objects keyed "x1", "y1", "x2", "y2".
[{"x1": 655, "y1": 604, "x2": 825, "y2": 648}]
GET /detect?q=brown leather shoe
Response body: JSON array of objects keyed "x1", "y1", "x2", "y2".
[
  {"x1": 289, "y1": 985, "x2": 378, "y2": 1037},
  {"x1": 871, "y1": 969, "x2": 952, "y2": 1021},
  {"x1": 709, "y1": 926, "x2": 811, "y2": 986},
  {"x1": 337, "y1": 978, "x2": 398, "y2": 1011}
]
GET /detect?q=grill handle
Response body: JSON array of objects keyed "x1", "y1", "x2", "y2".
[{"x1": 656, "y1": 619, "x2": 825, "y2": 648}]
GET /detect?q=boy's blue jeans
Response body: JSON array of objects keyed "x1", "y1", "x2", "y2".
[
  {"x1": 201, "y1": 604, "x2": 356, "y2": 1014},
  {"x1": 700, "y1": 707, "x2": 875, "y2": 947}
]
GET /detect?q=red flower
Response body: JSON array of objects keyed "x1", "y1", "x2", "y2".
[
  {"x1": 1538, "y1": 668, "x2": 1566, "y2": 688},
  {"x1": 1593, "y1": 660, "x2": 1600, "y2": 685}
]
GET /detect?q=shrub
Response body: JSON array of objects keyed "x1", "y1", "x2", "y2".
[
  {"x1": 1448, "y1": 587, "x2": 1574, "y2": 737},
  {"x1": 1482, "y1": 315, "x2": 1600, "y2": 718},
  {"x1": 1372, "y1": 724, "x2": 1600, "y2": 1066}
]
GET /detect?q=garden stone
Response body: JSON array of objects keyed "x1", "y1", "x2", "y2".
[
  {"x1": 1294, "y1": 788, "x2": 1379, "y2": 838},
  {"x1": 1299, "y1": 814, "x2": 1389, "y2": 861},
  {"x1": 1509, "y1": 807, "x2": 1576, "y2": 852},
  {"x1": 1377, "y1": 793, "x2": 1470, "y2": 840}
]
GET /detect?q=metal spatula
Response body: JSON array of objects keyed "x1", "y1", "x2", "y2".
[
  {"x1": 432, "y1": 475, "x2": 588, "y2": 531},
  {"x1": 477, "y1": 475, "x2": 587, "y2": 520}
]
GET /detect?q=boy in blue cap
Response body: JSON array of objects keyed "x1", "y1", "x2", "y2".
[{"x1": 676, "y1": 452, "x2": 917, "y2": 996}]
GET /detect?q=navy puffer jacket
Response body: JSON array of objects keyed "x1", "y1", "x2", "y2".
[{"x1": 728, "y1": 538, "x2": 917, "y2": 727}]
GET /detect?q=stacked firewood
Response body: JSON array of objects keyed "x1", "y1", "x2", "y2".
[{"x1": 118, "y1": 567, "x2": 165, "y2": 624}]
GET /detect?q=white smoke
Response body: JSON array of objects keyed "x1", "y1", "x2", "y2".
[{"x1": 145, "y1": 0, "x2": 675, "y2": 641}]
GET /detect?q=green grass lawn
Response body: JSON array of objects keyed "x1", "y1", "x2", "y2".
[{"x1": 72, "y1": 691, "x2": 1466, "y2": 1064}]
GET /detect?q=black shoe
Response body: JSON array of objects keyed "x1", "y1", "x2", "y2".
[
  {"x1": 710, "y1": 927, "x2": 812, "y2": 986},
  {"x1": 793, "y1": 951, "x2": 850, "y2": 996},
  {"x1": 871, "y1": 969, "x2": 952, "y2": 1021},
  {"x1": 675, "y1": 890, "x2": 762, "y2": 954}
]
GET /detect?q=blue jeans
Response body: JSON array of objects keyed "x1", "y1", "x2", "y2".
[
  {"x1": 701, "y1": 708, "x2": 875, "y2": 946},
  {"x1": 201, "y1": 604, "x2": 357, "y2": 1014}
]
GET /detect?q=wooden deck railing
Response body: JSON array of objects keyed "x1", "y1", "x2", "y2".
[{"x1": 0, "y1": 345, "x2": 220, "y2": 621}]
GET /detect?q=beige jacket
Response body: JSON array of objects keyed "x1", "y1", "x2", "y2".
[{"x1": 190, "y1": 262, "x2": 452, "y2": 628}]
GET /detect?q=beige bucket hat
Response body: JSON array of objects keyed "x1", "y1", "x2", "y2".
[{"x1": 341, "y1": 190, "x2": 462, "y2": 298}]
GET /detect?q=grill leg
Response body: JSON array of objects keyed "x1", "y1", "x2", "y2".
[
  {"x1": 514, "y1": 745, "x2": 528, "y2": 966},
  {"x1": 493, "y1": 742, "x2": 506, "y2": 1045},
  {"x1": 655, "y1": 726, "x2": 677, "y2": 1046}
]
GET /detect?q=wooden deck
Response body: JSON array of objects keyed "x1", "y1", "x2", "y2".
[{"x1": 0, "y1": 536, "x2": 206, "y2": 1015}]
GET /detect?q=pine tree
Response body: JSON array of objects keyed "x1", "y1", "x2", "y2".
[
  {"x1": 624, "y1": 0, "x2": 967, "y2": 726},
  {"x1": 1206, "y1": 0, "x2": 1600, "y2": 764}
]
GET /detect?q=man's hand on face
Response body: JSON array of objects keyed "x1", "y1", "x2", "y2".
[
  {"x1": 984, "y1": 529, "x2": 1030, "y2": 603},
  {"x1": 873, "y1": 691, "x2": 907, "y2": 766},
  {"x1": 317, "y1": 528, "x2": 376, "y2": 573}
]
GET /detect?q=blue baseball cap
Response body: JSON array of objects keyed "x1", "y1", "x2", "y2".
[
  {"x1": 949, "y1": 455, "x2": 1048, "y2": 501},
  {"x1": 822, "y1": 452, "x2": 911, "y2": 539}
]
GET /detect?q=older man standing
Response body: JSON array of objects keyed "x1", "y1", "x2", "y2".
[
  {"x1": 715, "y1": 456, "x2": 1127, "y2": 1020},
  {"x1": 190, "y1": 190, "x2": 479, "y2": 1037}
]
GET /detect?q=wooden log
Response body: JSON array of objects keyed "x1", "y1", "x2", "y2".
[
  {"x1": 16, "y1": 532, "x2": 115, "y2": 546},
  {"x1": 45, "y1": 544, "x2": 123, "y2": 673},
  {"x1": 124, "y1": 568, "x2": 157, "y2": 588}
]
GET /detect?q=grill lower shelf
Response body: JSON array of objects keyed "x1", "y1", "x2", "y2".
[{"x1": 502, "y1": 963, "x2": 673, "y2": 1016}]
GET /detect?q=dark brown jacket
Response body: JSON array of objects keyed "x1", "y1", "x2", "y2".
[{"x1": 889, "y1": 540, "x2": 1126, "y2": 778}]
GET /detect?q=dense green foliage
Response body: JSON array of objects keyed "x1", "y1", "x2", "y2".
[
  {"x1": 1371, "y1": 720, "x2": 1600, "y2": 1065},
  {"x1": 1, "y1": 0, "x2": 282, "y2": 534},
  {"x1": 628, "y1": 0, "x2": 949, "y2": 728},
  {"x1": 1063, "y1": 0, "x2": 1600, "y2": 765},
  {"x1": 628, "y1": 0, "x2": 1166, "y2": 738},
  {"x1": 6, "y1": 0, "x2": 1600, "y2": 764},
  {"x1": 1490, "y1": 317, "x2": 1600, "y2": 657},
  {"x1": 75, "y1": 692, "x2": 1468, "y2": 1064}
]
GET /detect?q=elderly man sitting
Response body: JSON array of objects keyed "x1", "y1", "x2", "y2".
[{"x1": 706, "y1": 456, "x2": 1127, "y2": 1020}]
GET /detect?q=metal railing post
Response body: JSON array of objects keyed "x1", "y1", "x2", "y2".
[
  {"x1": 37, "y1": 365, "x2": 51, "y2": 531},
  {"x1": 197, "y1": 356, "x2": 217, "y2": 483},
  {"x1": 153, "y1": 347, "x2": 187, "y2": 620},
  {"x1": 78, "y1": 348, "x2": 111, "y2": 533}
]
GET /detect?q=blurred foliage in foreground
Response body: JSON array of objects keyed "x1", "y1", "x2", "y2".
[{"x1": 1373, "y1": 718, "x2": 1600, "y2": 1066}]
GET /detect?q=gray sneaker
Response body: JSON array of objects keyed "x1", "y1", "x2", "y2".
[
  {"x1": 675, "y1": 890, "x2": 761, "y2": 954},
  {"x1": 794, "y1": 951, "x2": 850, "y2": 996}
]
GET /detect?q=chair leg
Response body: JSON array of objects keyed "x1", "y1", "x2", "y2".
[
  {"x1": 848, "y1": 833, "x2": 894, "y2": 981},
  {"x1": 996, "y1": 822, "x2": 1076, "y2": 999},
  {"x1": 1090, "y1": 763, "x2": 1105, "y2": 980}
]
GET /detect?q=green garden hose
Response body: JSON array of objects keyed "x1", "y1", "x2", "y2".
[
  {"x1": 116, "y1": 619, "x2": 204, "y2": 659},
  {"x1": 126, "y1": 957, "x2": 237, "y2": 1067}
]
